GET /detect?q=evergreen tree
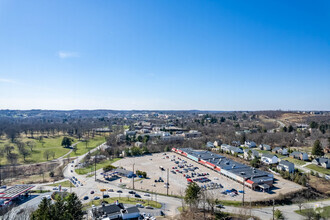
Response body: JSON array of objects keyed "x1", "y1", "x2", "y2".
[{"x1": 312, "y1": 139, "x2": 324, "y2": 156}]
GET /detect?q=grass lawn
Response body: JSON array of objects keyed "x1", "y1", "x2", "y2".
[
  {"x1": 216, "y1": 200, "x2": 242, "y2": 207},
  {"x1": 0, "y1": 136, "x2": 75, "y2": 164},
  {"x1": 282, "y1": 157, "x2": 307, "y2": 166},
  {"x1": 295, "y1": 205, "x2": 330, "y2": 218},
  {"x1": 68, "y1": 136, "x2": 106, "y2": 157},
  {"x1": 84, "y1": 197, "x2": 161, "y2": 209},
  {"x1": 75, "y1": 158, "x2": 121, "y2": 175},
  {"x1": 47, "y1": 180, "x2": 75, "y2": 188},
  {"x1": 306, "y1": 164, "x2": 330, "y2": 175}
]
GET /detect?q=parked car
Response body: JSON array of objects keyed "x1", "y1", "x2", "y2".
[
  {"x1": 103, "y1": 194, "x2": 110, "y2": 198},
  {"x1": 116, "y1": 190, "x2": 123, "y2": 193},
  {"x1": 94, "y1": 196, "x2": 100, "y2": 200},
  {"x1": 144, "y1": 193, "x2": 150, "y2": 197},
  {"x1": 145, "y1": 206, "x2": 153, "y2": 209},
  {"x1": 83, "y1": 196, "x2": 89, "y2": 200},
  {"x1": 108, "y1": 189, "x2": 114, "y2": 192},
  {"x1": 134, "y1": 194, "x2": 141, "y2": 198},
  {"x1": 128, "y1": 191, "x2": 135, "y2": 194},
  {"x1": 90, "y1": 191, "x2": 95, "y2": 194},
  {"x1": 216, "y1": 204, "x2": 224, "y2": 208}
]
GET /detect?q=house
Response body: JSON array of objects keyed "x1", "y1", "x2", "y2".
[
  {"x1": 206, "y1": 141, "x2": 214, "y2": 148},
  {"x1": 214, "y1": 140, "x2": 222, "y2": 147},
  {"x1": 243, "y1": 149, "x2": 259, "y2": 160},
  {"x1": 184, "y1": 130, "x2": 202, "y2": 138},
  {"x1": 312, "y1": 157, "x2": 330, "y2": 169},
  {"x1": 261, "y1": 153, "x2": 278, "y2": 164},
  {"x1": 124, "y1": 130, "x2": 137, "y2": 137},
  {"x1": 229, "y1": 146, "x2": 243, "y2": 154},
  {"x1": 277, "y1": 160, "x2": 295, "y2": 173},
  {"x1": 259, "y1": 144, "x2": 271, "y2": 151},
  {"x1": 220, "y1": 144, "x2": 243, "y2": 154},
  {"x1": 281, "y1": 148, "x2": 288, "y2": 155},
  {"x1": 245, "y1": 141, "x2": 257, "y2": 148},
  {"x1": 290, "y1": 151, "x2": 309, "y2": 161},
  {"x1": 272, "y1": 147, "x2": 282, "y2": 154}
]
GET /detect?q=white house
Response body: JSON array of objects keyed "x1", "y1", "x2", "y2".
[
  {"x1": 245, "y1": 141, "x2": 257, "y2": 148},
  {"x1": 243, "y1": 149, "x2": 259, "y2": 160},
  {"x1": 214, "y1": 140, "x2": 222, "y2": 147},
  {"x1": 281, "y1": 148, "x2": 288, "y2": 155},
  {"x1": 312, "y1": 157, "x2": 330, "y2": 169},
  {"x1": 277, "y1": 160, "x2": 295, "y2": 173},
  {"x1": 261, "y1": 153, "x2": 278, "y2": 164},
  {"x1": 259, "y1": 144, "x2": 271, "y2": 151}
]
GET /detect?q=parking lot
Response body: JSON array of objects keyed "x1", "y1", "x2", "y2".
[{"x1": 112, "y1": 152, "x2": 303, "y2": 202}]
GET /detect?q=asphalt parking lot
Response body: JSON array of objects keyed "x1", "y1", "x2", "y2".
[{"x1": 112, "y1": 152, "x2": 303, "y2": 202}]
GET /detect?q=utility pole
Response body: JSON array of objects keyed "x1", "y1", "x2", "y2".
[
  {"x1": 272, "y1": 199, "x2": 275, "y2": 220},
  {"x1": 94, "y1": 156, "x2": 96, "y2": 181},
  {"x1": 242, "y1": 179, "x2": 245, "y2": 206},
  {"x1": 166, "y1": 168, "x2": 169, "y2": 196},
  {"x1": 132, "y1": 163, "x2": 135, "y2": 190}
]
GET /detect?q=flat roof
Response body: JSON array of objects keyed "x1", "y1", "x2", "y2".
[{"x1": 0, "y1": 185, "x2": 34, "y2": 199}]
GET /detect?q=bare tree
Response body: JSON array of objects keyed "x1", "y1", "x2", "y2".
[{"x1": 26, "y1": 141, "x2": 36, "y2": 152}]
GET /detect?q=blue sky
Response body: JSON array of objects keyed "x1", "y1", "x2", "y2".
[{"x1": 0, "y1": 0, "x2": 329, "y2": 110}]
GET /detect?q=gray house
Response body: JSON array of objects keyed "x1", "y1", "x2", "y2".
[
  {"x1": 259, "y1": 144, "x2": 271, "y2": 151},
  {"x1": 312, "y1": 157, "x2": 330, "y2": 169},
  {"x1": 277, "y1": 160, "x2": 295, "y2": 173}
]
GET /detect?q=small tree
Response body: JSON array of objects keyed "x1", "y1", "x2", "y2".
[
  {"x1": 26, "y1": 141, "x2": 36, "y2": 152},
  {"x1": 274, "y1": 209, "x2": 284, "y2": 220},
  {"x1": 44, "y1": 150, "x2": 52, "y2": 161}
]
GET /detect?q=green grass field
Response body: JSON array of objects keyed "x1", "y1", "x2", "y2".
[
  {"x1": 75, "y1": 158, "x2": 121, "y2": 175},
  {"x1": 0, "y1": 135, "x2": 106, "y2": 165},
  {"x1": 306, "y1": 164, "x2": 330, "y2": 175},
  {"x1": 0, "y1": 136, "x2": 74, "y2": 164},
  {"x1": 295, "y1": 205, "x2": 330, "y2": 218},
  {"x1": 68, "y1": 136, "x2": 106, "y2": 157},
  {"x1": 282, "y1": 157, "x2": 307, "y2": 166},
  {"x1": 84, "y1": 197, "x2": 161, "y2": 209}
]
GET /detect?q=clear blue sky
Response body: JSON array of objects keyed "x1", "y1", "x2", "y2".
[{"x1": 0, "y1": 0, "x2": 329, "y2": 110}]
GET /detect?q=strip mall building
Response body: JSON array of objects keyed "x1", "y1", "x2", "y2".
[{"x1": 172, "y1": 148, "x2": 274, "y2": 192}]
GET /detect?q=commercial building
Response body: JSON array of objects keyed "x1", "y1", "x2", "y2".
[
  {"x1": 172, "y1": 148, "x2": 274, "y2": 191},
  {"x1": 91, "y1": 202, "x2": 140, "y2": 220}
]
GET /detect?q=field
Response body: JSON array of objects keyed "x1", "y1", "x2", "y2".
[
  {"x1": 75, "y1": 158, "x2": 121, "y2": 175},
  {"x1": 0, "y1": 136, "x2": 74, "y2": 164},
  {"x1": 68, "y1": 136, "x2": 106, "y2": 157},
  {"x1": 306, "y1": 164, "x2": 330, "y2": 175},
  {"x1": 112, "y1": 152, "x2": 303, "y2": 202},
  {"x1": 0, "y1": 135, "x2": 106, "y2": 165}
]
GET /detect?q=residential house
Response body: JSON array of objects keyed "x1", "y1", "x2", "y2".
[
  {"x1": 312, "y1": 157, "x2": 330, "y2": 169},
  {"x1": 272, "y1": 147, "x2": 282, "y2": 154},
  {"x1": 243, "y1": 149, "x2": 260, "y2": 160},
  {"x1": 229, "y1": 146, "x2": 243, "y2": 154},
  {"x1": 290, "y1": 151, "x2": 309, "y2": 161},
  {"x1": 220, "y1": 144, "x2": 243, "y2": 154},
  {"x1": 183, "y1": 130, "x2": 202, "y2": 138},
  {"x1": 245, "y1": 141, "x2": 257, "y2": 148},
  {"x1": 214, "y1": 140, "x2": 222, "y2": 147},
  {"x1": 261, "y1": 153, "x2": 278, "y2": 164},
  {"x1": 281, "y1": 148, "x2": 288, "y2": 155},
  {"x1": 259, "y1": 144, "x2": 271, "y2": 151},
  {"x1": 277, "y1": 160, "x2": 295, "y2": 173},
  {"x1": 206, "y1": 141, "x2": 215, "y2": 148},
  {"x1": 124, "y1": 130, "x2": 136, "y2": 137}
]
